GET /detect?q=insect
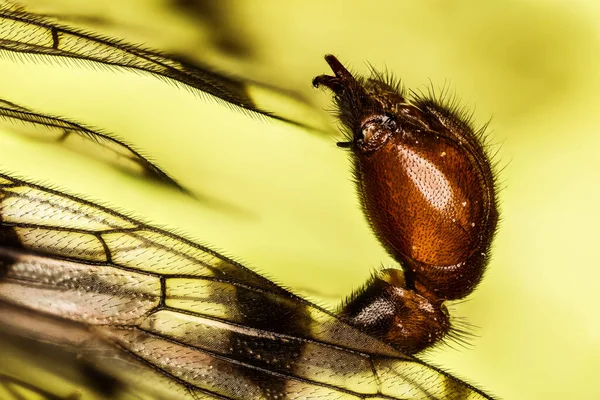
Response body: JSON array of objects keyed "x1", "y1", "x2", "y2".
[
  {"x1": 314, "y1": 55, "x2": 498, "y2": 355},
  {"x1": 0, "y1": 4, "x2": 498, "y2": 399}
]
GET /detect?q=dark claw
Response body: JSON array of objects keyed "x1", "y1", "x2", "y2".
[
  {"x1": 323, "y1": 54, "x2": 353, "y2": 81},
  {"x1": 313, "y1": 55, "x2": 357, "y2": 96},
  {"x1": 312, "y1": 75, "x2": 343, "y2": 92}
]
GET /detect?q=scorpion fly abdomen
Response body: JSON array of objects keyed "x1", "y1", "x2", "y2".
[{"x1": 314, "y1": 55, "x2": 499, "y2": 354}]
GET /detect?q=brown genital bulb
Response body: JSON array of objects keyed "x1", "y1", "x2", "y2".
[{"x1": 314, "y1": 55, "x2": 499, "y2": 354}]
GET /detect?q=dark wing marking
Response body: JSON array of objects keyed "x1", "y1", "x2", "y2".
[
  {"x1": 0, "y1": 173, "x2": 494, "y2": 399},
  {"x1": 0, "y1": 97, "x2": 187, "y2": 192},
  {"x1": 0, "y1": 3, "x2": 325, "y2": 132}
]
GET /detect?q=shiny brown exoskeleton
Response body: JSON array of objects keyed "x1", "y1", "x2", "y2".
[{"x1": 314, "y1": 55, "x2": 499, "y2": 354}]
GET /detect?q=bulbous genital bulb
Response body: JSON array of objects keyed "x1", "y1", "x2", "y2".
[{"x1": 314, "y1": 54, "x2": 499, "y2": 354}]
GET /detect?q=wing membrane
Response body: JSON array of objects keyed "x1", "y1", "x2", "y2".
[
  {"x1": 0, "y1": 3, "x2": 324, "y2": 130},
  {"x1": 0, "y1": 173, "x2": 493, "y2": 399},
  {"x1": 0, "y1": 97, "x2": 187, "y2": 191},
  {"x1": 0, "y1": 5, "x2": 492, "y2": 398}
]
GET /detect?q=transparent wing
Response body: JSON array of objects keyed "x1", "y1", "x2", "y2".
[
  {"x1": 0, "y1": 97, "x2": 187, "y2": 192},
  {"x1": 0, "y1": 2, "x2": 326, "y2": 132},
  {"x1": 0, "y1": 173, "x2": 493, "y2": 400},
  {"x1": 12, "y1": 0, "x2": 258, "y2": 62}
]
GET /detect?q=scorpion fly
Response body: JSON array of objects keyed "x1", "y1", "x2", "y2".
[{"x1": 0, "y1": 4, "x2": 498, "y2": 399}]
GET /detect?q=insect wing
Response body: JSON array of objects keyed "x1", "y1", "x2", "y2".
[
  {"x1": 0, "y1": 3, "x2": 495, "y2": 399},
  {"x1": 0, "y1": 97, "x2": 188, "y2": 192},
  {"x1": 0, "y1": 3, "x2": 326, "y2": 132},
  {"x1": 0, "y1": 174, "x2": 492, "y2": 399}
]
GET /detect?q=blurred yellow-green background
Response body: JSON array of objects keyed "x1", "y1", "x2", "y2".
[{"x1": 1, "y1": 0, "x2": 599, "y2": 399}]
